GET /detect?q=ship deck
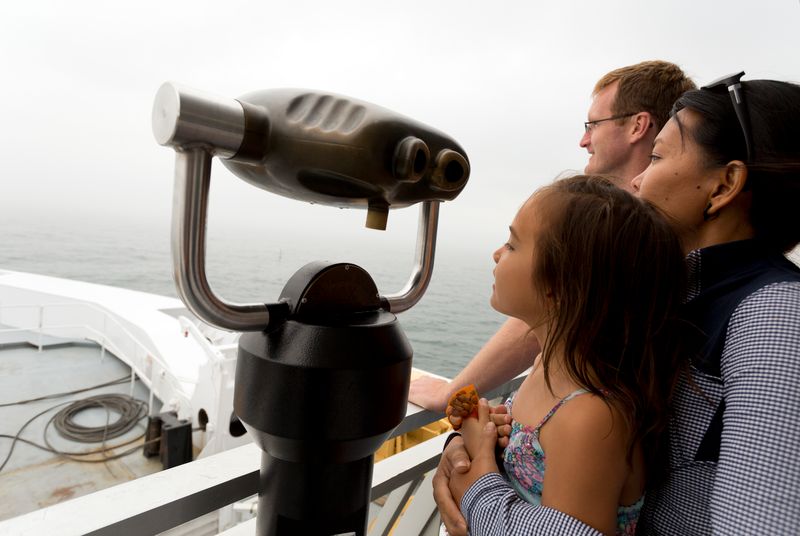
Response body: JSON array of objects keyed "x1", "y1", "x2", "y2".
[{"x1": 0, "y1": 332, "x2": 162, "y2": 522}]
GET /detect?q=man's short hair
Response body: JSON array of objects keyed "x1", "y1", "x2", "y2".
[{"x1": 594, "y1": 60, "x2": 696, "y2": 131}]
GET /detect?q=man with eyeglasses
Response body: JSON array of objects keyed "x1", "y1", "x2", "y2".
[
  {"x1": 412, "y1": 60, "x2": 695, "y2": 536},
  {"x1": 580, "y1": 61, "x2": 697, "y2": 191}
]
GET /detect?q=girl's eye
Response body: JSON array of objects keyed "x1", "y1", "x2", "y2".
[
  {"x1": 649, "y1": 153, "x2": 661, "y2": 162},
  {"x1": 504, "y1": 242, "x2": 514, "y2": 251}
]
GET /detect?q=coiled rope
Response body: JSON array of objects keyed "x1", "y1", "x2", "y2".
[
  {"x1": 0, "y1": 378, "x2": 152, "y2": 473},
  {"x1": 49, "y1": 394, "x2": 148, "y2": 443}
]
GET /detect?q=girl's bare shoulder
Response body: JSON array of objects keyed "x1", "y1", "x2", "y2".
[{"x1": 545, "y1": 392, "x2": 630, "y2": 449}]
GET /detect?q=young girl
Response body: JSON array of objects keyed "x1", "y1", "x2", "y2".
[{"x1": 446, "y1": 175, "x2": 687, "y2": 535}]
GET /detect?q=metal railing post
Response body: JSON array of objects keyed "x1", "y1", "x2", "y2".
[
  {"x1": 101, "y1": 313, "x2": 107, "y2": 362},
  {"x1": 37, "y1": 305, "x2": 43, "y2": 352},
  {"x1": 148, "y1": 379, "x2": 155, "y2": 416}
]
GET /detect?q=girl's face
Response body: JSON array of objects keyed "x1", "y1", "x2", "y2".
[
  {"x1": 491, "y1": 193, "x2": 550, "y2": 330},
  {"x1": 631, "y1": 109, "x2": 718, "y2": 243}
]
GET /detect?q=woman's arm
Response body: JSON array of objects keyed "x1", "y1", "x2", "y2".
[
  {"x1": 711, "y1": 282, "x2": 800, "y2": 533},
  {"x1": 461, "y1": 474, "x2": 603, "y2": 536}
]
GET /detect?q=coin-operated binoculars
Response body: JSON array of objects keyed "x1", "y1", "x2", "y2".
[{"x1": 152, "y1": 83, "x2": 469, "y2": 535}]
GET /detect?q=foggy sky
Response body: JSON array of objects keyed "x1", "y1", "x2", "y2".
[{"x1": 1, "y1": 0, "x2": 798, "y2": 265}]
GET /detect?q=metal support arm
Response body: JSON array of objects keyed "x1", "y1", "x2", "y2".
[
  {"x1": 383, "y1": 201, "x2": 439, "y2": 314},
  {"x1": 172, "y1": 148, "x2": 271, "y2": 331}
]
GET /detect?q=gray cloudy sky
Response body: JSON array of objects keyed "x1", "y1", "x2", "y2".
[{"x1": 1, "y1": 0, "x2": 799, "y2": 265}]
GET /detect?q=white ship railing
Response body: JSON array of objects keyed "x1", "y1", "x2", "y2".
[
  {"x1": 0, "y1": 375, "x2": 524, "y2": 536},
  {"x1": 0, "y1": 302, "x2": 191, "y2": 413}
]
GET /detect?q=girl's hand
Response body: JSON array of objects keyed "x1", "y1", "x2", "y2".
[
  {"x1": 447, "y1": 391, "x2": 513, "y2": 448},
  {"x1": 445, "y1": 385, "x2": 479, "y2": 431},
  {"x1": 489, "y1": 403, "x2": 512, "y2": 448},
  {"x1": 448, "y1": 399, "x2": 500, "y2": 505},
  {"x1": 460, "y1": 399, "x2": 513, "y2": 454}
]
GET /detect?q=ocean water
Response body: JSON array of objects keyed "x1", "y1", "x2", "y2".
[{"x1": 2, "y1": 217, "x2": 506, "y2": 378}]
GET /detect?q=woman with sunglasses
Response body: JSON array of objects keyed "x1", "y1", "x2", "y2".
[
  {"x1": 630, "y1": 75, "x2": 800, "y2": 534},
  {"x1": 440, "y1": 75, "x2": 800, "y2": 535}
]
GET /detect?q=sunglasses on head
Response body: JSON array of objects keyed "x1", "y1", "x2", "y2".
[{"x1": 701, "y1": 71, "x2": 753, "y2": 162}]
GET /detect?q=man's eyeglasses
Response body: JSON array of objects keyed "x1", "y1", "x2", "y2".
[
  {"x1": 701, "y1": 71, "x2": 753, "y2": 161},
  {"x1": 583, "y1": 113, "x2": 637, "y2": 133}
]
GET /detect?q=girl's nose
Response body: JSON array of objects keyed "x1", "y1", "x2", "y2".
[{"x1": 631, "y1": 171, "x2": 644, "y2": 193}]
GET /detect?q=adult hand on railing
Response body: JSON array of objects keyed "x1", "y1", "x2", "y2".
[{"x1": 408, "y1": 375, "x2": 452, "y2": 412}]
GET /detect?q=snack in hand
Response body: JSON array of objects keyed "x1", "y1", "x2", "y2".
[{"x1": 445, "y1": 384, "x2": 480, "y2": 429}]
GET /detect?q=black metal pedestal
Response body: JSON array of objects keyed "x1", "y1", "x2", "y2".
[
  {"x1": 256, "y1": 452, "x2": 373, "y2": 535},
  {"x1": 234, "y1": 262, "x2": 412, "y2": 535}
]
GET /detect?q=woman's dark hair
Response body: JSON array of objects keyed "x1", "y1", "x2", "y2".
[
  {"x1": 534, "y1": 175, "x2": 686, "y2": 475},
  {"x1": 672, "y1": 80, "x2": 800, "y2": 252}
]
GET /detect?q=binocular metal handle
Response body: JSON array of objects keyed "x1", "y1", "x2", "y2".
[
  {"x1": 172, "y1": 148, "x2": 272, "y2": 331},
  {"x1": 382, "y1": 201, "x2": 439, "y2": 313}
]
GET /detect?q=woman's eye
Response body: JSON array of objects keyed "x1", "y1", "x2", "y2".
[
  {"x1": 504, "y1": 242, "x2": 514, "y2": 251},
  {"x1": 649, "y1": 153, "x2": 661, "y2": 162}
]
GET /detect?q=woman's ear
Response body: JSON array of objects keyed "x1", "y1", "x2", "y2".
[{"x1": 706, "y1": 160, "x2": 749, "y2": 217}]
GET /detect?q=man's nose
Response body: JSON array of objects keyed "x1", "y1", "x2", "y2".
[{"x1": 579, "y1": 129, "x2": 590, "y2": 148}]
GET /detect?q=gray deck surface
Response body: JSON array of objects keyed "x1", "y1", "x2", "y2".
[{"x1": 0, "y1": 330, "x2": 163, "y2": 521}]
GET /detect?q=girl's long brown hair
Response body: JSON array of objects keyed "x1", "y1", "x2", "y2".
[{"x1": 533, "y1": 175, "x2": 686, "y2": 478}]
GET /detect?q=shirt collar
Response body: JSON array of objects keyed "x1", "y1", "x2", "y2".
[
  {"x1": 684, "y1": 239, "x2": 776, "y2": 302},
  {"x1": 685, "y1": 249, "x2": 702, "y2": 302}
]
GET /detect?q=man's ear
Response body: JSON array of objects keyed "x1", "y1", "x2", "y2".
[
  {"x1": 706, "y1": 160, "x2": 748, "y2": 216},
  {"x1": 629, "y1": 112, "x2": 654, "y2": 143}
]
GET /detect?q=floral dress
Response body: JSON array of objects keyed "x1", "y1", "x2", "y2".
[{"x1": 502, "y1": 390, "x2": 643, "y2": 536}]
